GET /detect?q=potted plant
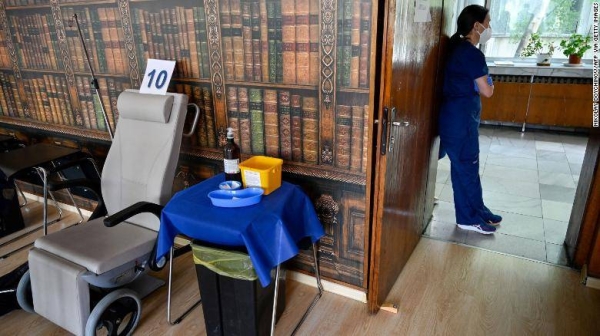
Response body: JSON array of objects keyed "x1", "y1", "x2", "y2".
[
  {"x1": 559, "y1": 33, "x2": 591, "y2": 65},
  {"x1": 520, "y1": 33, "x2": 555, "y2": 66}
]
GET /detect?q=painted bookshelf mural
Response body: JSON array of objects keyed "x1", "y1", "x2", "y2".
[{"x1": 0, "y1": 0, "x2": 376, "y2": 289}]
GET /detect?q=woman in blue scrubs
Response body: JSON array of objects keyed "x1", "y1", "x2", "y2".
[{"x1": 439, "y1": 5, "x2": 502, "y2": 234}]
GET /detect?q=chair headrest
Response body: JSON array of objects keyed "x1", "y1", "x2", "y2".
[{"x1": 117, "y1": 91, "x2": 175, "y2": 123}]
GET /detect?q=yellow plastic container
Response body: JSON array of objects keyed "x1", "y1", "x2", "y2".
[{"x1": 239, "y1": 156, "x2": 283, "y2": 195}]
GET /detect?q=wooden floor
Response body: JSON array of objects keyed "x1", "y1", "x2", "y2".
[{"x1": 1, "y1": 202, "x2": 600, "y2": 335}]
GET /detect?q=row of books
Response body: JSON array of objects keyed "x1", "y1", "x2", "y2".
[
  {"x1": 131, "y1": 6, "x2": 211, "y2": 79},
  {"x1": 63, "y1": 7, "x2": 130, "y2": 75},
  {"x1": 0, "y1": 72, "x2": 24, "y2": 119},
  {"x1": 225, "y1": 85, "x2": 368, "y2": 171},
  {"x1": 5, "y1": 0, "x2": 91, "y2": 6},
  {"x1": 337, "y1": 0, "x2": 372, "y2": 88},
  {"x1": 0, "y1": 29, "x2": 12, "y2": 68},
  {"x1": 170, "y1": 82, "x2": 217, "y2": 148},
  {"x1": 4, "y1": 0, "x2": 50, "y2": 6},
  {"x1": 0, "y1": 70, "x2": 131, "y2": 131},
  {"x1": 8, "y1": 13, "x2": 62, "y2": 70},
  {"x1": 74, "y1": 76, "x2": 131, "y2": 131}
]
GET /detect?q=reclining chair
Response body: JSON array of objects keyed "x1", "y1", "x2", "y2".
[{"x1": 17, "y1": 89, "x2": 189, "y2": 335}]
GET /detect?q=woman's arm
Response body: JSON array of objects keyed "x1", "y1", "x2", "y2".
[{"x1": 475, "y1": 75, "x2": 494, "y2": 98}]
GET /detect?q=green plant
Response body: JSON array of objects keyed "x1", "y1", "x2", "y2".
[
  {"x1": 520, "y1": 33, "x2": 555, "y2": 57},
  {"x1": 559, "y1": 33, "x2": 591, "y2": 57}
]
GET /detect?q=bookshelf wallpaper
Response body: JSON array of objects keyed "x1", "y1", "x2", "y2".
[{"x1": 0, "y1": 0, "x2": 377, "y2": 288}]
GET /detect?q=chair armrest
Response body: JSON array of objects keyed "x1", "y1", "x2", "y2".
[
  {"x1": 103, "y1": 201, "x2": 163, "y2": 228},
  {"x1": 46, "y1": 156, "x2": 96, "y2": 175},
  {"x1": 104, "y1": 201, "x2": 166, "y2": 272},
  {"x1": 46, "y1": 178, "x2": 106, "y2": 220}
]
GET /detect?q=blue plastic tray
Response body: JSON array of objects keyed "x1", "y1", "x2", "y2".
[{"x1": 208, "y1": 187, "x2": 264, "y2": 207}]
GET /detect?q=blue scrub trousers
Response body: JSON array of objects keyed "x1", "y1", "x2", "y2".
[{"x1": 439, "y1": 97, "x2": 495, "y2": 225}]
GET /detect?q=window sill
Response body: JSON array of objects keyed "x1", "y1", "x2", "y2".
[{"x1": 487, "y1": 60, "x2": 592, "y2": 78}]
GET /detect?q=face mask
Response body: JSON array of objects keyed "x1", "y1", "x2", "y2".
[{"x1": 477, "y1": 23, "x2": 492, "y2": 44}]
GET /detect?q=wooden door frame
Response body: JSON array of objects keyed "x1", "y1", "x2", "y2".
[{"x1": 367, "y1": 0, "x2": 396, "y2": 313}]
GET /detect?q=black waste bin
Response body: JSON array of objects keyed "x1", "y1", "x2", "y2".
[{"x1": 192, "y1": 243, "x2": 286, "y2": 336}]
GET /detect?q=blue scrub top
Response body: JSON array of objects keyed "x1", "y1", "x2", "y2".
[{"x1": 439, "y1": 40, "x2": 488, "y2": 138}]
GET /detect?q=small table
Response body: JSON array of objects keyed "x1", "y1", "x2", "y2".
[
  {"x1": 0, "y1": 143, "x2": 92, "y2": 257},
  {"x1": 157, "y1": 173, "x2": 325, "y2": 335}
]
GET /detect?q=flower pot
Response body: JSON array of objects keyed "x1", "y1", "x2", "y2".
[
  {"x1": 568, "y1": 54, "x2": 582, "y2": 64},
  {"x1": 536, "y1": 53, "x2": 552, "y2": 66}
]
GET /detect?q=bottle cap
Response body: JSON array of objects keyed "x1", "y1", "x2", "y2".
[{"x1": 226, "y1": 127, "x2": 234, "y2": 139}]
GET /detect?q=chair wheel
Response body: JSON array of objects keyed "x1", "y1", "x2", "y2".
[
  {"x1": 16, "y1": 270, "x2": 35, "y2": 313},
  {"x1": 85, "y1": 288, "x2": 141, "y2": 336}
]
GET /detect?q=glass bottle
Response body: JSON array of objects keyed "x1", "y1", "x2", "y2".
[{"x1": 223, "y1": 127, "x2": 242, "y2": 183}]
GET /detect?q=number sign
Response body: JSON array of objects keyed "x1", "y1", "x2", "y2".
[{"x1": 140, "y1": 59, "x2": 176, "y2": 95}]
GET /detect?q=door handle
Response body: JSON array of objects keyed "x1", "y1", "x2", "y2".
[
  {"x1": 380, "y1": 107, "x2": 389, "y2": 155},
  {"x1": 392, "y1": 121, "x2": 410, "y2": 127}
]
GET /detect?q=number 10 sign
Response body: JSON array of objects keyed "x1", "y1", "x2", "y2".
[{"x1": 139, "y1": 59, "x2": 176, "y2": 95}]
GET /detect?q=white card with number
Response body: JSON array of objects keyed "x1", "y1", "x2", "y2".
[{"x1": 139, "y1": 59, "x2": 176, "y2": 95}]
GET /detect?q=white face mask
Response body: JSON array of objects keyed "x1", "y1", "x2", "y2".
[{"x1": 477, "y1": 23, "x2": 492, "y2": 44}]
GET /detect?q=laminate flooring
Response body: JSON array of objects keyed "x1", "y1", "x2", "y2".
[{"x1": 1, "y1": 200, "x2": 600, "y2": 335}]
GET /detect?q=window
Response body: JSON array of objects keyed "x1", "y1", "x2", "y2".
[{"x1": 484, "y1": 0, "x2": 594, "y2": 59}]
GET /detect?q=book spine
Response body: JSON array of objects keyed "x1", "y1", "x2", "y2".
[
  {"x1": 295, "y1": 1, "x2": 310, "y2": 85},
  {"x1": 259, "y1": 0, "x2": 269, "y2": 82},
  {"x1": 98, "y1": 8, "x2": 115, "y2": 74},
  {"x1": 91, "y1": 9, "x2": 108, "y2": 73},
  {"x1": 350, "y1": 0, "x2": 360, "y2": 88},
  {"x1": 31, "y1": 77, "x2": 45, "y2": 121},
  {"x1": 230, "y1": 0, "x2": 245, "y2": 81},
  {"x1": 193, "y1": 85, "x2": 208, "y2": 147},
  {"x1": 290, "y1": 94, "x2": 302, "y2": 162},
  {"x1": 266, "y1": 0, "x2": 277, "y2": 82},
  {"x1": 362, "y1": 104, "x2": 369, "y2": 172},
  {"x1": 335, "y1": 105, "x2": 351, "y2": 169},
  {"x1": 220, "y1": 0, "x2": 235, "y2": 80},
  {"x1": 202, "y1": 86, "x2": 217, "y2": 148},
  {"x1": 249, "y1": 88, "x2": 265, "y2": 154},
  {"x1": 185, "y1": 8, "x2": 200, "y2": 78},
  {"x1": 359, "y1": 1, "x2": 371, "y2": 88},
  {"x1": 251, "y1": 0, "x2": 262, "y2": 81},
  {"x1": 302, "y1": 96, "x2": 319, "y2": 164},
  {"x1": 341, "y1": 0, "x2": 353, "y2": 87},
  {"x1": 107, "y1": 78, "x2": 119, "y2": 126},
  {"x1": 278, "y1": 90, "x2": 292, "y2": 160},
  {"x1": 237, "y1": 86, "x2": 252, "y2": 153},
  {"x1": 98, "y1": 77, "x2": 113, "y2": 130},
  {"x1": 281, "y1": 0, "x2": 295, "y2": 83},
  {"x1": 11, "y1": 76, "x2": 23, "y2": 118},
  {"x1": 21, "y1": 79, "x2": 36, "y2": 120},
  {"x1": 197, "y1": 6, "x2": 210, "y2": 78},
  {"x1": 44, "y1": 75, "x2": 59, "y2": 124},
  {"x1": 241, "y1": 0, "x2": 253, "y2": 81},
  {"x1": 83, "y1": 8, "x2": 100, "y2": 73},
  {"x1": 0, "y1": 74, "x2": 7, "y2": 116},
  {"x1": 74, "y1": 76, "x2": 88, "y2": 128},
  {"x1": 38, "y1": 78, "x2": 53, "y2": 123},
  {"x1": 274, "y1": 1, "x2": 283, "y2": 83},
  {"x1": 61, "y1": 78, "x2": 74, "y2": 126},
  {"x1": 83, "y1": 77, "x2": 97, "y2": 129},
  {"x1": 309, "y1": 0, "x2": 320, "y2": 85},
  {"x1": 350, "y1": 105, "x2": 363, "y2": 171},
  {"x1": 263, "y1": 89, "x2": 279, "y2": 157},
  {"x1": 226, "y1": 86, "x2": 241, "y2": 144}
]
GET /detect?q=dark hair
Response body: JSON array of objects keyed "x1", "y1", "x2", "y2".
[{"x1": 448, "y1": 5, "x2": 489, "y2": 54}]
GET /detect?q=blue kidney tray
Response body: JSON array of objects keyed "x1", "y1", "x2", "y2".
[{"x1": 208, "y1": 187, "x2": 264, "y2": 207}]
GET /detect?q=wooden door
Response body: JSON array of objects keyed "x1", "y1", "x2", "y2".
[{"x1": 368, "y1": 0, "x2": 447, "y2": 312}]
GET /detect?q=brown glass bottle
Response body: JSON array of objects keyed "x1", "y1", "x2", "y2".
[{"x1": 223, "y1": 128, "x2": 242, "y2": 182}]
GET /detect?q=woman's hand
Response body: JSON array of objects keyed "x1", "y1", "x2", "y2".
[{"x1": 475, "y1": 75, "x2": 494, "y2": 98}]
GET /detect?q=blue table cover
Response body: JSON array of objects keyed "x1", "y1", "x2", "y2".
[{"x1": 157, "y1": 174, "x2": 325, "y2": 287}]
